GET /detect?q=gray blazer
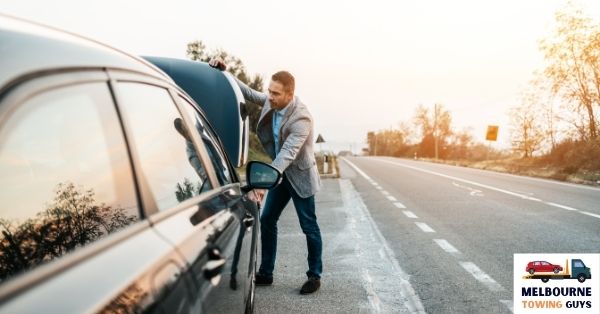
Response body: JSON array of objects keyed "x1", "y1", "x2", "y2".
[{"x1": 236, "y1": 79, "x2": 321, "y2": 198}]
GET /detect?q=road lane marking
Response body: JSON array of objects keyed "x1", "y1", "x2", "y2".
[
  {"x1": 500, "y1": 300, "x2": 514, "y2": 313},
  {"x1": 415, "y1": 222, "x2": 435, "y2": 233},
  {"x1": 372, "y1": 182, "x2": 379, "y2": 186},
  {"x1": 459, "y1": 262, "x2": 505, "y2": 292},
  {"x1": 452, "y1": 181, "x2": 483, "y2": 197},
  {"x1": 387, "y1": 196, "x2": 397, "y2": 201},
  {"x1": 434, "y1": 239, "x2": 460, "y2": 254},
  {"x1": 394, "y1": 202, "x2": 407, "y2": 209},
  {"x1": 372, "y1": 158, "x2": 598, "y2": 218},
  {"x1": 381, "y1": 190, "x2": 390, "y2": 196},
  {"x1": 376, "y1": 186, "x2": 383, "y2": 190},
  {"x1": 374, "y1": 159, "x2": 532, "y2": 198},
  {"x1": 403, "y1": 210, "x2": 418, "y2": 218},
  {"x1": 340, "y1": 178, "x2": 426, "y2": 313},
  {"x1": 581, "y1": 211, "x2": 600, "y2": 219},
  {"x1": 546, "y1": 202, "x2": 578, "y2": 211}
]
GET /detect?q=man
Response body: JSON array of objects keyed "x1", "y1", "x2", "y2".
[{"x1": 209, "y1": 58, "x2": 323, "y2": 294}]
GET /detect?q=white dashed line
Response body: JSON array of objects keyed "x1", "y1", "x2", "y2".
[
  {"x1": 415, "y1": 222, "x2": 435, "y2": 233},
  {"x1": 459, "y1": 262, "x2": 505, "y2": 292},
  {"x1": 434, "y1": 239, "x2": 460, "y2": 254},
  {"x1": 546, "y1": 202, "x2": 578, "y2": 211},
  {"x1": 394, "y1": 202, "x2": 407, "y2": 209},
  {"x1": 581, "y1": 211, "x2": 600, "y2": 219},
  {"x1": 403, "y1": 210, "x2": 418, "y2": 218},
  {"x1": 387, "y1": 196, "x2": 397, "y2": 202},
  {"x1": 500, "y1": 300, "x2": 514, "y2": 313},
  {"x1": 371, "y1": 182, "x2": 379, "y2": 186},
  {"x1": 381, "y1": 190, "x2": 390, "y2": 196},
  {"x1": 376, "y1": 186, "x2": 383, "y2": 190}
]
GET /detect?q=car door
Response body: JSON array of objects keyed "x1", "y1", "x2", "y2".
[
  {"x1": 0, "y1": 70, "x2": 193, "y2": 313},
  {"x1": 111, "y1": 73, "x2": 257, "y2": 313},
  {"x1": 176, "y1": 95, "x2": 259, "y2": 313}
]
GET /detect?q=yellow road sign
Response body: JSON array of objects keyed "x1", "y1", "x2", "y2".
[{"x1": 486, "y1": 125, "x2": 499, "y2": 141}]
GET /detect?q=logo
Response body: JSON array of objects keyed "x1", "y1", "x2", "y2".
[{"x1": 514, "y1": 254, "x2": 600, "y2": 313}]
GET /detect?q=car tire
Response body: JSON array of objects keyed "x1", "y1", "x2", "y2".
[
  {"x1": 245, "y1": 241, "x2": 257, "y2": 314},
  {"x1": 553, "y1": 267, "x2": 560, "y2": 274},
  {"x1": 541, "y1": 278, "x2": 549, "y2": 283},
  {"x1": 577, "y1": 274, "x2": 586, "y2": 283},
  {"x1": 528, "y1": 269, "x2": 535, "y2": 274}
]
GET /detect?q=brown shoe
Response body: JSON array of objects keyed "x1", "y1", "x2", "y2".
[{"x1": 300, "y1": 277, "x2": 321, "y2": 294}]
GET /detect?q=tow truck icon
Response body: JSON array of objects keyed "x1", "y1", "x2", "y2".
[{"x1": 523, "y1": 259, "x2": 592, "y2": 283}]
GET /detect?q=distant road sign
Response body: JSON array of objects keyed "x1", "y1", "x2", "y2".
[
  {"x1": 316, "y1": 134, "x2": 325, "y2": 143},
  {"x1": 486, "y1": 125, "x2": 499, "y2": 141}
]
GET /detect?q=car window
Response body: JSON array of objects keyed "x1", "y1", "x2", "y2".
[
  {"x1": 574, "y1": 261, "x2": 584, "y2": 268},
  {"x1": 116, "y1": 83, "x2": 212, "y2": 211},
  {"x1": 179, "y1": 97, "x2": 233, "y2": 186},
  {"x1": 0, "y1": 82, "x2": 140, "y2": 283}
]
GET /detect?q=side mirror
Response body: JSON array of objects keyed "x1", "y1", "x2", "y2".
[{"x1": 245, "y1": 161, "x2": 282, "y2": 190}]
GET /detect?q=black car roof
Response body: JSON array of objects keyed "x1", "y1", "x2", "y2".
[{"x1": 0, "y1": 13, "x2": 170, "y2": 89}]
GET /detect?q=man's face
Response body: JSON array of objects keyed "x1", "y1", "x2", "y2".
[{"x1": 268, "y1": 80, "x2": 293, "y2": 110}]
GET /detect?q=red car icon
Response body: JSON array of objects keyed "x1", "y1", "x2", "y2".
[{"x1": 526, "y1": 261, "x2": 563, "y2": 274}]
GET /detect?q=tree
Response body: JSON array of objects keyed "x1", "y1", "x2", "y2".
[
  {"x1": 413, "y1": 104, "x2": 453, "y2": 158},
  {"x1": 540, "y1": 2, "x2": 600, "y2": 140},
  {"x1": 187, "y1": 40, "x2": 264, "y2": 134},
  {"x1": 0, "y1": 183, "x2": 136, "y2": 282},
  {"x1": 509, "y1": 91, "x2": 544, "y2": 158}
]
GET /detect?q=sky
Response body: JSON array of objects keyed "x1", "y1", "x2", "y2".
[{"x1": 3, "y1": 0, "x2": 600, "y2": 154}]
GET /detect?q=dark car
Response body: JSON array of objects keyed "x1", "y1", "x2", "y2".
[
  {"x1": 526, "y1": 261, "x2": 563, "y2": 274},
  {"x1": 0, "y1": 14, "x2": 278, "y2": 313}
]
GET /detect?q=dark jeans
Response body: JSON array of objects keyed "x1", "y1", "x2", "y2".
[{"x1": 258, "y1": 174, "x2": 322, "y2": 279}]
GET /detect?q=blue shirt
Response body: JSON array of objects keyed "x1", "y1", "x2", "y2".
[{"x1": 272, "y1": 104, "x2": 289, "y2": 155}]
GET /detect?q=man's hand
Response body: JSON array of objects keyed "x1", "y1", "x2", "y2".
[
  {"x1": 247, "y1": 189, "x2": 266, "y2": 203},
  {"x1": 208, "y1": 57, "x2": 227, "y2": 71}
]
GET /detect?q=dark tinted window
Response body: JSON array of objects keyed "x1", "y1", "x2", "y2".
[
  {"x1": 0, "y1": 83, "x2": 140, "y2": 283},
  {"x1": 117, "y1": 83, "x2": 212, "y2": 211},
  {"x1": 180, "y1": 97, "x2": 232, "y2": 186}
]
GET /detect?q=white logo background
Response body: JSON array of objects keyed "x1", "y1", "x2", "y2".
[{"x1": 514, "y1": 254, "x2": 599, "y2": 314}]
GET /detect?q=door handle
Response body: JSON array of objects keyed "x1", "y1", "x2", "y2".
[
  {"x1": 203, "y1": 258, "x2": 226, "y2": 286},
  {"x1": 243, "y1": 215, "x2": 255, "y2": 228}
]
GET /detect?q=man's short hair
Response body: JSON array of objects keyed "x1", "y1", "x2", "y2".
[{"x1": 272, "y1": 71, "x2": 295, "y2": 94}]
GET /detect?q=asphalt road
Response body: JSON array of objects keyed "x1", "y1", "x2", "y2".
[
  {"x1": 340, "y1": 156, "x2": 600, "y2": 313},
  {"x1": 254, "y1": 156, "x2": 599, "y2": 313}
]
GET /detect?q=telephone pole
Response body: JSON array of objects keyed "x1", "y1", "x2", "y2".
[{"x1": 434, "y1": 103, "x2": 439, "y2": 160}]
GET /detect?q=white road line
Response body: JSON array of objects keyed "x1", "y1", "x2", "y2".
[
  {"x1": 433, "y1": 239, "x2": 460, "y2": 254},
  {"x1": 581, "y1": 211, "x2": 600, "y2": 219},
  {"x1": 371, "y1": 182, "x2": 379, "y2": 186},
  {"x1": 394, "y1": 202, "x2": 407, "y2": 209},
  {"x1": 415, "y1": 222, "x2": 435, "y2": 233},
  {"x1": 373, "y1": 159, "x2": 536, "y2": 199},
  {"x1": 546, "y1": 202, "x2": 578, "y2": 211},
  {"x1": 343, "y1": 158, "x2": 375, "y2": 181},
  {"x1": 403, "y1": 210, "x2": 418, "y2": 218},
  {"x1": 376, "y1": 186, "x2": 383, "y2": 190},
  {"x1": 387, "y1": 196, "x2": 397, "y2": 201},
  {"x1": 500, "y1": 300, "x2": 514, "y2": 313},
  {"x1": 381, "y1": 190, "x2": 390, "y2": 196},
  {"x1": 372, "y1": 158, "x2": 598, "y2": 217},
  {"x1": 381, "y1": 157, "x2": 600, "y2": 192},
  {"x1": 340, "y1": 178, "x2": 426, "y2": 313},
  {"x1": 459, "y1": 262, "x2": 505, "y2": 292}
]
